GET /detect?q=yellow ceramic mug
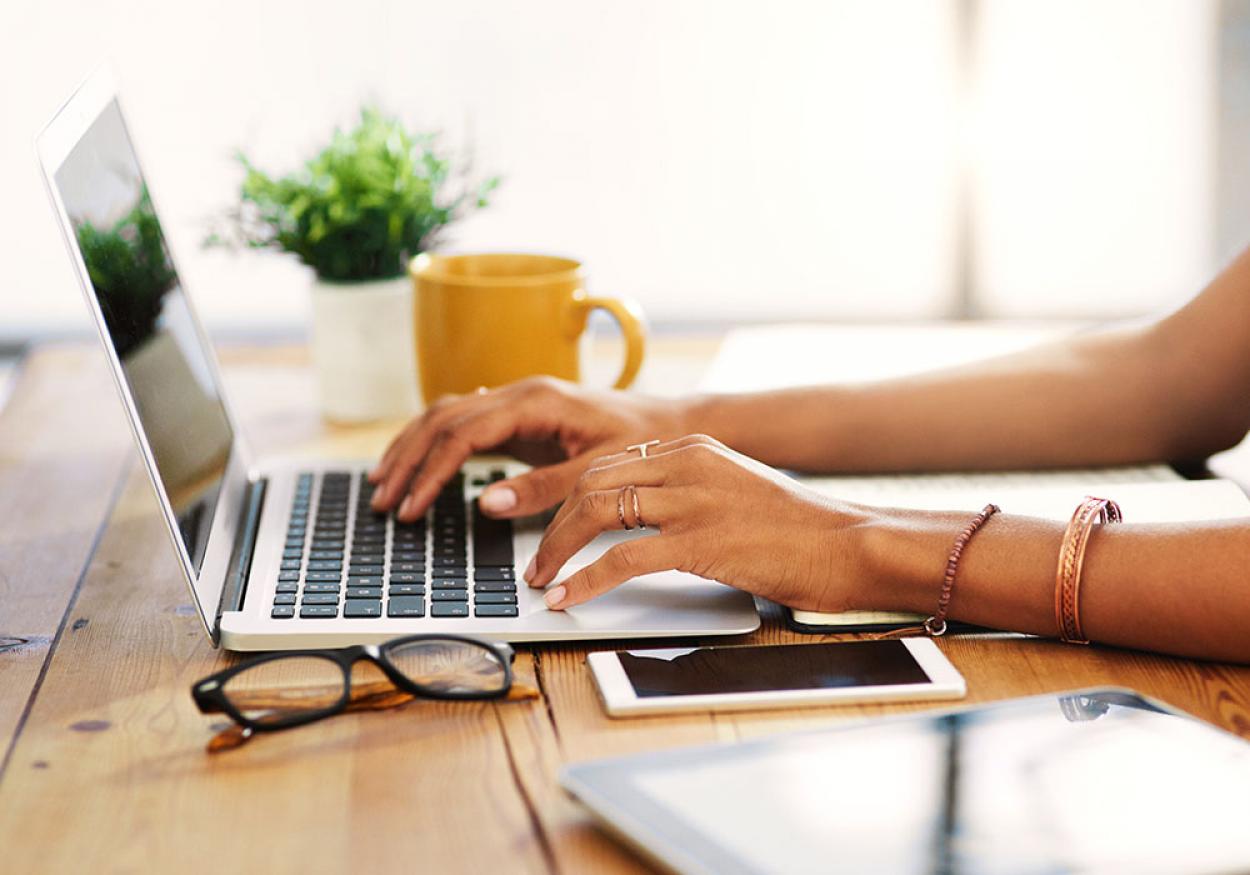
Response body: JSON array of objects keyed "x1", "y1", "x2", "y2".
[{"x1": 410, "y1": 253, "x2": 646, "y2": 402}]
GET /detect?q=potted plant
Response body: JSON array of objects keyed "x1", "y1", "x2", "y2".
[{"x1": 214, "y1": 108, "x2": 499, "y2": 421}]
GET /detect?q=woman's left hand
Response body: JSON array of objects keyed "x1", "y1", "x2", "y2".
[{"x1": 525, "y1": 434, "x2": 875, "y2": 611}]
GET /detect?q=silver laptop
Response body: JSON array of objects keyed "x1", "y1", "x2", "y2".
[{"x1": 36, "y1": 71, "x2": 759, "y2": 651}]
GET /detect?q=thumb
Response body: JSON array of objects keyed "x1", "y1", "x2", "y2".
[{"x1": 478, "y1": 458, "x2": 587, "y2": 518}]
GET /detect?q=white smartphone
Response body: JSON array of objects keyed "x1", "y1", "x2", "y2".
[{"x1": 588, "y1": 638, "x2": 966, "y2": 717}]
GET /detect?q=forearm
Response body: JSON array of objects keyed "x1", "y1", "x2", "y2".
[
  {"x1": 683, "y1": 245, "x2": 1250, "y2": 473},
  {"x1": 685, "y1": 324, "x2": 1185, "y2": 472},
  {"x1": 857, "y1": 508, "x2": 1250, "y2": 663}
]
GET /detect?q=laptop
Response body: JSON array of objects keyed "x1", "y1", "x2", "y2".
[{"x1": 36, "y1": 70, "x2": 760, "y2": 650}]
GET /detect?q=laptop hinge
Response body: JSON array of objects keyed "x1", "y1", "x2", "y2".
[{"x1": 215, "y1": 476, "x2": 268, "y2": 643}]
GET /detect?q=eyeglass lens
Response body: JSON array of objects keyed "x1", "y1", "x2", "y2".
[
  {"x1": 220, "y1": 655, "x2": 346, "y2": 725},
  {"x1": 384, "y1": 639, "x2": 508, "y2": 696}
]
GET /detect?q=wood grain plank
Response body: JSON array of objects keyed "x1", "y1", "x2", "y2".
[
  {"x1": 0, "y1": 346, "x2": 132, "y2": 770},
  {"x1": 0, "y1": 464, "x2": 552, "y2": 874}
]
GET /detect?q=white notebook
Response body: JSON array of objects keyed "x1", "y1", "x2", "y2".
[{"x1": 790, "y1": 476, "x2": 1250, "y2": 629}]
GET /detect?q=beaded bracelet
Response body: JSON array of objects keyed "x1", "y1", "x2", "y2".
[
  {"x1": 924, "y1": 503, "x2": 1001, "y2": 637},
  {"x1": 1054, "y1": 496, "x2": 1122, "y2": 644}
]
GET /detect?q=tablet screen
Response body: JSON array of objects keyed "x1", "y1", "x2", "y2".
[
  {"x1": 564, "y1": 691, "x2": 1250, "y2": 875},
  {"x1": 617, "y1": 641, "x2": 931, "y2": 697}
]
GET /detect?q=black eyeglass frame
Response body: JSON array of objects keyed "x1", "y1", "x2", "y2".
[{"x1": 192, "y1": 634, "x2": 516, "y2": 733}]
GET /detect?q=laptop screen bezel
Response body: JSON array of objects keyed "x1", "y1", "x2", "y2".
[{"x1": 36, "y1": 68, "x2": 253, "y2": 644}]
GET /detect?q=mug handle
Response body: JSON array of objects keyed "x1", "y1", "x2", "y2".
[{"x1": 577, "y1": 296, "x2": 647, "y2": 389}]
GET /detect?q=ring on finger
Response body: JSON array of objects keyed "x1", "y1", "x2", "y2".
[
  {"x1": 629, "y1": 485, "x2": 646, "y2": 529},
  {"x1": 626, "y1": 439, "x2": 660, "y2": 459},
  {"x1": 617, "y1": 487, "x2": 633, "y2": 531}
]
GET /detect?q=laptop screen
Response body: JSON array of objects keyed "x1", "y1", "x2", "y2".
[{"x1": 53, "y1": 99, "x2": 233, "y2": 573}]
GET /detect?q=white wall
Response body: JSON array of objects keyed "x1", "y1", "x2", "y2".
[{"x1": 0, "y1": 0, "x2": 1218, "y2": 338}]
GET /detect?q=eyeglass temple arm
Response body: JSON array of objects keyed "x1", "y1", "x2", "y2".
[{"x1": 203, "y1": 678, "x2": 539, "y2": 712}]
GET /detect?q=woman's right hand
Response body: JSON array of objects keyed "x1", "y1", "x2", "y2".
[{"x1": 368, "y1": 377, "x2": 691, "y2": 522}]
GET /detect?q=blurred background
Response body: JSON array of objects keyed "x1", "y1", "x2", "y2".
[{"x1": 2, "y1": 0, "x2": 1248, "y2": 345}]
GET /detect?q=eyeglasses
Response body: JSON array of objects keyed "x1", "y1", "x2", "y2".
[{"x1": 192, "y1": 634, "x2": 534, "y2": 752}]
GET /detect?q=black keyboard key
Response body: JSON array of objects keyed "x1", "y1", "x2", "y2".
[
  {"x1": 391, "y1": 551, "x2": 425, "y2": 563},
  {"x1": 432, "y1": 590, "x2": 468, "y2": 602},
  {"x1": 305, "y1": 572, "x2": 343, "y2": 582},
  {"x1": 346, "y1": 586, "x2": 383, "y2": 599},
  {"x1": 273, "y1": 593, "x2": 297, "y2": 605},
  {"x1": 432, "y1": 579, "x2": 468, "y2": 590},
  {"x1": 431, "y1": 568, "x2": 466, "y2": 579},
  {"x1": 282, "y1": 549, "x2": 305, "y2": 561},
  {"x1": 344, "y1": 601, "x2": 382, "y2": 618},
  {"x1": 276, "y1": 582, "x2": 299, "y2": 593},
  {"x1": 474, "y1": 567, "x2": 516, "y2": 581},
  {"x1": 388, "y1": 584, "x2": 426, "y2": 596},
  {"x1": 475, "y1": 592, "x2": 517, "y2": 604},
  {"x1": 309, "y1": 551, "x2": 343, "y2": 561},
  {"x1": 280, "y1": 559, "x2": 301, "y2": 571},
  {"x1": 388, "y1": 572, "x2": 423, "y2": 583},
  {"x1": 272, "y1": 605, "x2": 296, "y2": 619},
  {"x1": 345, "y1": 576, "x2": 384, "y2": 587},
  {"x1": 432, "y1": 556, "x2": 466, "y2": 568},
  {"x1": 307, "y1": 560, "x2": 342, "y2": 572},
  {"x1": 302, "y1": 593, "x2": 340, "y2": 605},
  {"x1": 392, "y1": 562, "x2": 425, "y2": 574},
  {"x1": 472, "y1": 504, "x2": 514, "y2": 567},
  {"x1": 348, "y1": 561, "x2": 384, "y2": 572},
  {"x1": 387, "y1": 596, "x2": 426, "y2": 618},
  {"x1": 474, "y1": 604, "x2": 519, "y2": 618},
  {"x1": 431, "y1": 602, "x2": 469, "y2": 618},
  {"x1": 300, "y1": 605, "x2": 338, "y2": 619},
  {"x1": 304, "y1": 582, "x2": 342, "y2": 593},
  {"x1": 475, "y1": 582, "x2": 517, "y2": 593},
  {"x1": 278, "y1": 571, "x2": 301, "y2": 582}
]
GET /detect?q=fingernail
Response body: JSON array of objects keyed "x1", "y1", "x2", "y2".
[
  {"x1": 479, "y1": 486, "x2": 517, "y2": 514},
  {"x1": 523, "y1": 555, "x2": 537, "y2": 583},
  {"x1": 371, "y1": 484, "x2": 386, "y2": 507},
  {"x1": 544, "y1": 585, "x2": 567, "y2": 609},
  {"x1": 398, "y1": 496, "x2": 413, "y2": 518}
]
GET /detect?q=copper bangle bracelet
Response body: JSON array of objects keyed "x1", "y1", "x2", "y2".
[
  {"x1": 1054, "y1": 496, "x2": 1122, "y2": 644},
  {"x1": 925, "y1": 503, "x2": 1001, "y2": 637}
]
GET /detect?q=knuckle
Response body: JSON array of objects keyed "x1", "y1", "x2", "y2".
[
  {"x1": 585, "y1": 489, "x2": 614, "y2": 519},
  {"x1": 609, "y1": 540, "x2": 643, "y2": 572},
  {"x1": 519, "y1": 375, "x2": 561, "y2": 397},
  {"x1": 686, "y1": 432, "x2": 718, "y2": 445}
]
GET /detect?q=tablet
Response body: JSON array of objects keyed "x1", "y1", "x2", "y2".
[
  {"x1": 588, "y1": 639, "x2": 965, "y2": 716},
  {"x1": 562, "y1": 689, "x2": 1250, "y2": 875}
]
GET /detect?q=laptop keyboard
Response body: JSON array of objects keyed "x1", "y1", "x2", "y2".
[{"x1": 271, "y1": 470, "x2": 517, "y2": 620}]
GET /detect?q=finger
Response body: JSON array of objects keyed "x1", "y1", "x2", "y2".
[
  {"x1": 543, "y1": 535, "x2": 686, "y2": 610},
  {"x1": 530, "y1": 487, "x2": 675, "y2": 588},
  {"x1": 478, "y1": 457, "x2": 587, "y2": 518},
  {"x1": 373, "y1": 391, "x2": 515, "y2": 511},
  {"x1": 587, "y1": 433, "x2": 722, "y2": 470},
  {"x1": 395, "y1": 404, "x2": 526, "y2": 521},
  {"x1": 546, "y1": 438, "x2": 720, "y2": 532},
  {"x1": 371, "y1": 400, "x2": 472, "y2": 509},
  {"x1": 545, "y1": 452, "x2": 677, "y2": 533}
]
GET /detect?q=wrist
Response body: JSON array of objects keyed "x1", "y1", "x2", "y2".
[
  {"x1": 679, "y1": 393, "x2": 750, "y2": 447},
  {"x1": 853, "y1": 508, "x2": 968, "y2": 613}
]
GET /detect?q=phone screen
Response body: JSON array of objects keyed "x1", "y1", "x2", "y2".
[{"x1": 617, "y1": 641, "x2": 932, "y2": 698}]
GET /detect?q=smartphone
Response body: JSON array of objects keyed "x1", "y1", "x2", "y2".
[{"x1": 588, "y1": 638, "x2": 965, "y2": 717}]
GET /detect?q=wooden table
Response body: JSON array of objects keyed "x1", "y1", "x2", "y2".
[{"x1": 3, "y1": 339, "x2": 1250, "y2": 874}]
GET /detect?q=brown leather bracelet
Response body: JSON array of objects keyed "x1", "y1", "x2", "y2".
[{"x1": 1054, "y1": 496, "x2": 1122, "y2": 644}]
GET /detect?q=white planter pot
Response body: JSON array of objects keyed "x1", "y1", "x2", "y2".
[{"x1": 310, "y1": 275, "x2": 420, "y2": 422}]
